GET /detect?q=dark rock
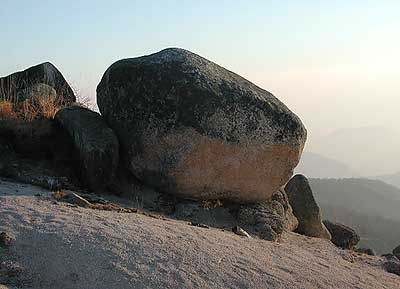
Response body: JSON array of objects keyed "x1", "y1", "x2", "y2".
[
  {"x1": 271, "y1": 189, "x2": 299, "y2": 232},
  {"x1": 323, "y1": 220, "x2": 360, "y2": 249},
  {"x1": 0, "y1": 62, "x2": 75, "y2": 105},
  {"x1": 392, "y1": 244, "x2": 400, "y2": 259},
  {"x1": 382, "y1": 254, "x2": 400, "y2": 262},
  {"x1": 0, "y1": 118, "x2": 81, "y2": 190},
  {"x1": 189, "y1": 222, "x2": 209, "y2": 229},
  {"x1": 236, "y1": 189, "x2": 298, "y2": 241},
  {"x1": 355, "y1": 247, "x2": 375, "y2": 256},
  {"x1": 97, "y1": 48, "x2": 307, "y2": 202},
  {"x1": 174, "y1": 203, "x2": 200, "y2": 219},
  {"x1": 55, "y1": 106, "x2": 119, "y2": 191},
  {"x1": 383, "y1": 261, "x2": 400, "y2": 276},
  {"x1": 285, "y1": 175, "x2": 331, "y2": 239},
  {"x1": 0, "y1": 118, "x2": 75, "y2": 160},
  {"x1": 0, "y1": 232, "x2": 12, "y2": 247},
  {"x1": 0, "y1": 260, "x2": 25, "y2": 285}
]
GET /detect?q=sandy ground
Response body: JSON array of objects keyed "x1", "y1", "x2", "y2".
[{"x1": 0, "y1": 180, "x2": 399, "y2": 289}]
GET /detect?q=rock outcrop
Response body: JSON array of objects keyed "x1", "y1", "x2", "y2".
[
  {"x1": 382, "y1": 254, "x2": 400, "y2": 262},
  {"x1": 55, "y1": 106, "x2": 119, "y2": 191},
  {"x1": 285, "y1": 174, "x2": 331, "y2": 239},
  {"x1": 355, "y1": 247, "x2": 375, "y2": 256},
  {"x1": 383, "y1": 261, "x2": 400, "y2": 276},
  {"x1": 97, "y1": 48, "x2": 306, "y2": 202},
  {"x1": 236, "y1": 189, "x2": 298, "y2": 241},
  {"x1": 323, "y1": 220, "x2": 360, "y2": 249},
  {"x1": 0, "y1": 62, "x2": 75, "y2": 105},
  {"x1": 392, "y1": 245, "x2": 400, "y2": 259}
]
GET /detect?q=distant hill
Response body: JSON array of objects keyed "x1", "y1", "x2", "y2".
[
  {"x1": 372, "y1": 172, "x2": 400, "y2": 189},
  {"x1": 296, "y1": 152, "x2": 358, "y2": 178},
  {"x1": 309, "y1": 178, "x2": 400, "y2": 254},
  {"x1": 308, "y1": 127, "x2": 400, "y2": 176}
]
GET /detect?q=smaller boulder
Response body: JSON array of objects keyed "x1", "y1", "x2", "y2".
[
  {"x1": 392, "y1": 245, "x2": 400, "y2": 259},
  {"x1": 236, "y1": 189, "x2": 298, "y2": 241},
  {"x1": 55, "y1": 106, "x2": 119, "y2": 191},
  {"x1": 285, "y1": 174, "x2": 331, "y2": 239},
  {"x1": 383, "y1": 261, "x2": 400, "y2": 276},
  {"x1": 0, "y1": 62, "x2": 75, "y2": 105},
  {"x1": 382, "y1": 253, "x2": 400, "y2": 262},
  {"x1": 323, "y1": 220, "x2": 360, "y2": 249},
  {"x1": 355, "y1": 247, "x2": 375, "y2": 256},
  {"x1": 271, "y1": 189, "x2": 299, "y2": 232}
]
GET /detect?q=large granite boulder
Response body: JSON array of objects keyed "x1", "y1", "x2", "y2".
[
  {"x1": 0, "y1": 62, "x2": 75, "y2": 105},
  {"x1": 323, "y1": 220, "x2": 360, "y2": 249},
  {"x1": 236, "y1": 189, "x2": 299, "y2": 241},
  {"x1": 285, "y1": 174, "x2": 331, "y2": 239},
  {"x1": 55, "y1": 106, "x2": 119, "y2": 191},
  {"x1": 97, "y1": 48, "x2": 306, "y2": 202}
]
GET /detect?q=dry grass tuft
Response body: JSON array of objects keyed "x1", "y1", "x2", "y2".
[
  {"x1": 201, "y1": 199, "x2": 224, "y2": 210},
  {"x1": 0, "y1": 90, "x2": 61, "y2": 121},
  {"x1": 0, "y1": 100, "x2": 17, "y2": 120},
  {"x1": 52, "y1": 190, "x2": 65, "y2": 201},
  {"x1": 21, "y1": 94, "x2": 60, "y2": 121}
]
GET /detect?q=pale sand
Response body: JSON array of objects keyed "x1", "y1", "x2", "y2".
[{"x1": 0, "y1": 180, "x2": 398, "y2": 289}]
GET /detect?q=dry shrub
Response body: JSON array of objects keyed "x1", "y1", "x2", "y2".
[
  {"x1": 52, "y1": 190, "x2": 65, "y2": 201},
  {"x1": 71, "y1": 85, "x2": 94, "y2": 110},
  {"x1": 21, "y1": 94, "x2": 60, "y2": 121},
  {"x1": 201, "y1": 199, "x2": 224, "y2": 209},
  {"x1": 76, "y1": 94, "x2": 92, "y2": 109},
  {"x1": 0, "y1": 100, "x2": 17, "y2": 120},
  {"x1": 0, "y1": 88, "x2": 61, "y2": 121}
]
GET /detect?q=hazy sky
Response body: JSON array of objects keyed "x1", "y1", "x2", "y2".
[{"x1": 1, "y1": 1, "x2": 400, "y2": 147}]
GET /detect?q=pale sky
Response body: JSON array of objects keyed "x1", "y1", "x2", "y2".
[{"x1": 1, "y1": 0, "x2": 400, "y2": 148}]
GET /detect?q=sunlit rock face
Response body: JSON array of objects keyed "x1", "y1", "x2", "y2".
[{"x1": 97, "y1": 48, "x2": 306, "y2": 202}]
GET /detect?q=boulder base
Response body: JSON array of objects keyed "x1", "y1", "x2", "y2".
[{"x1": 236, "y1": 189, "x2": 298, "y2": 241}]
